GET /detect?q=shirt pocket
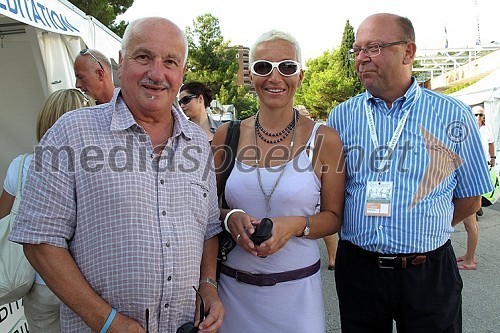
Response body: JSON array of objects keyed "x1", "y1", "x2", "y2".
[{"x1": 188, "y1": 180, "x2": 210, "y2": 227}]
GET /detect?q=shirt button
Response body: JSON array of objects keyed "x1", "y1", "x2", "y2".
[
  {"x1": 203, "y1": 192, "x2": 207, "y2": 198},
  {"x1": 165, "y1": 241, "x2": 170, "y2": 247},
  {"x1": 164, "y1": 303, "x2": 169, "y2": 308},
  {"x1": 379, "y1": 226, "x2": 383, "y2": 230},
  {"x1": 167, "y1": 276, "x2": 172, "y2": 281},
  {"x1": 160, "y1": 179, "x2": 164, "y2": 184},
  {"x1": 162, "y1": 210, "x2": 166, "y2": 216}
]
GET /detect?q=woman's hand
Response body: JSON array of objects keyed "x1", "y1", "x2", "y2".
[
  {"x1": 225, "y1": 210, "x2": 259, "y2": 256},
  {"x1": 252, "y1": 216, "x2": 304, "y2": 257}
]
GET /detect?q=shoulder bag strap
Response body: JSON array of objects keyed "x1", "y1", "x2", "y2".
[{"x1": 221, "y1": 120, "x2": 241, "y2": 209}]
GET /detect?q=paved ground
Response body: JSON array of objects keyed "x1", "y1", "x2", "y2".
[{"x1": 319, "y1": 202, "x2": 500, "y2": 333}]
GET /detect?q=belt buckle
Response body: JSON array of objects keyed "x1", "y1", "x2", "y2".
[
  {"x1": 378, "y1": 256, "x2": 397, "y2": 269},
  {"x1": 235, "y1": 271, "x2": 276, "y2": 286}
]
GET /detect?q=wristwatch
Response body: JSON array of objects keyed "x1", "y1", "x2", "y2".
[{"x1": 302, "y1": 216, "x2": 311, "y2": 237}]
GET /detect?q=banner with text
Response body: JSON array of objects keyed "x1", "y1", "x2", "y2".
[{"x1": 0, "y1": 0, "x2": 86, "y2": 36}]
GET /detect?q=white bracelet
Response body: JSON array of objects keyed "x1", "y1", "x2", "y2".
[
  {"x1": 223, "y1": 209, "x2": 245, "y2": 231},
  {"x1": 199, "y1": 277, "x2": 218, "y2": 289}
]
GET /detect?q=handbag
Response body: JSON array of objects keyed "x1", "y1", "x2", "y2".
[
  {"x1": 0, "y1": 154, "x2": 36, "y2": 305},
  {"x1": 217, "y1": 121, "x2": 241, "y2": 273}
]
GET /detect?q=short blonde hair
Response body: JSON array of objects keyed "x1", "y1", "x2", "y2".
[{"x1": 36, "y1": 89, "x2": 94, "y2": 141}]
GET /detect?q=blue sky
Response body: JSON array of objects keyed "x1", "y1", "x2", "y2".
[{"x1": 119, "y1": 0, "x2": 500, "y2": 62}]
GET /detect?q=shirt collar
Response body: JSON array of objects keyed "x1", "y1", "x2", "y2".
[
  {"x1": 365, "y1": 77, "x2": 421, "y2": 112},
  {"x1": 109, "y1": 88, "x2": 195, "y2": 141}
]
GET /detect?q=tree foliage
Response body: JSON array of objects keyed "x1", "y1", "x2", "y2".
[
  {"x1": 184, "y1": 14, "x2": 258, "y2": 118},
  {"x1": 295, "y1": 20, "x2": 364, "y2": 120},
  {"x1": 67, "y1": 0, "x2": 133, "y2": 37}
]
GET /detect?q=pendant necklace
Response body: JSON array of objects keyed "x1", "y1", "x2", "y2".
[{"x1": 254, "y1": 109, "x2": 298, "y2": 217}]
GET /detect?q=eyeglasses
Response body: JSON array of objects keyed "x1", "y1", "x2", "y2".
[
  {"x1": 475, "y1": 113, "x2": 484, "y2": 117},
  {"x1": 348, "y1": 41, "x2": 408, "y2": 60},
  {"x1": 178, "y1": 94, "x2": 198, "y2": 106},
  {"x1": 250, "y1": 60, "x2": 301, "y2": 77},
  {"x1": 80, "y1": 49, "x2": 104, "y2": 71}
]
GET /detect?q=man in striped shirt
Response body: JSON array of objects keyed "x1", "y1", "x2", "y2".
[{"x1": 327, "y1": 13, "x2": 493, "y2": 332}]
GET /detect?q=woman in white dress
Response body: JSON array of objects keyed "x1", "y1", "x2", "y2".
[{"x1": 211, "y1": 30, "x2": 346, "y2": 333}]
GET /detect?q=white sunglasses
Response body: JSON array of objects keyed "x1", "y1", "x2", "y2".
[{"x1": 250, "y1": 60, "x2": 301, "y2": 77}]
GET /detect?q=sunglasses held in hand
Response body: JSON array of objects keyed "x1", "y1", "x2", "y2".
[
  {"x1": 176, "y1": 286, "x2": 205, "y2": 333},
  {"x1": 250, "y1": 60, "x2": 301, "y2": 77}
]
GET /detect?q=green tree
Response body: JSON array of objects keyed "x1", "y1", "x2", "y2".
[
  {"x1": 295, "y1": 19, "x2": 363, "y2": 120},
  {"x1": 184, "y1": 14, "x2": 258, "y2": 118},
  {"x1": 67, "y1": 0, "x2": 133, "y2": 37}
]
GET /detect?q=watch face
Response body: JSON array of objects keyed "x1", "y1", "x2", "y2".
[{"x1": 303, "y1": 227, "x2": 310, "y2": 236}]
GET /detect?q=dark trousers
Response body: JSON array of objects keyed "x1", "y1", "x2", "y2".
[{"x1": 335, "y1": 240, "x2": 463, "y2": 333}]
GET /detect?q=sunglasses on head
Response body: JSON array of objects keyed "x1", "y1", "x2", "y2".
[
  {"x1": 80, "y1": 49, "x2": 104, "y2": 71},
  {"x1": 178, "y1": 94, "x2": 198, "y2": 106},
  {"x1": 250, "y1": 60, "x2": 301, "y2": 77}
]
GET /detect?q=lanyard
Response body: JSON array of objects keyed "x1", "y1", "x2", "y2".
[{"x1": 364, "y1": 92, "x2": 419, "y2": 175}]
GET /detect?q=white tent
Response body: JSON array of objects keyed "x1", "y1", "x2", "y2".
[
  {"x1": 0, "y1": 0, "x2": 122, "y2": 179},
  {"x1": 451, "y1": 68, "x2": 500, "y2": 158}
]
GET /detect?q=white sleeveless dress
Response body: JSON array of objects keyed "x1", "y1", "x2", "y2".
[{"x1": 219, "y1": 123, "x2": 325, "y2": 333}]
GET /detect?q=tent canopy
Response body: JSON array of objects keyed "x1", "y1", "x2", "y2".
[
  {"x1": 451, "y1": 68, "x2": 500, "y2": 158},
  {"x1": 0, "y1": 0, "x2": 122, "y2": 179}
]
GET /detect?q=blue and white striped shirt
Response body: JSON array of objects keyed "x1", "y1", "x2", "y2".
[{"x1": 327, "y1": 78, "x2": 493, "y2": 254}]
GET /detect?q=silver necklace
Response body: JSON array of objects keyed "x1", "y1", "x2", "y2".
[{"x1": 254, "y1": 109, "x2": 298, "y2": 217}]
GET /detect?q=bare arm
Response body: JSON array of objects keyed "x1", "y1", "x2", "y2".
[
  {"x1": 452, "y1": 196, "x2": 481, "y2": 226},
  {"x1": 24, "y1": 244, "x2": 144, "y2": 332},
  {"x1": 488, "y1": 142, "x2": 496, "y2": 167},
  {"x1": 197, "y1": 235, "x2": 224, "y2": 332},
  {"x1": 0, "y1": 189, "x2": 15, "y2": 219}
]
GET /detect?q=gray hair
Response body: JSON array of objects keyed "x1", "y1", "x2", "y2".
[
  {"x1": 121, "y1": 17, "x2": 188, "y2": 65},
  {"x1": 79, "y1": 48, "x2": 111, "y2": 70},
  {"x1": 249, "y1": 29, "x2": 302, "y2": 65}
]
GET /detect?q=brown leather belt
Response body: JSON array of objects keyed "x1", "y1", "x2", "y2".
[
  {"x1": 341, "y1": 239, "x2": 451, "y2": 269},
  {"x1": 377, "y1": 255, "x2": 427, "y2": 269},
  {"x1": 220, "y1": 260, "x2": 320, "y2": 286}
]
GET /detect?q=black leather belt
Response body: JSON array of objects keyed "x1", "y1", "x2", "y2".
[{"x1": 220, "y1": 260, "x2": 320, "y2": 286}]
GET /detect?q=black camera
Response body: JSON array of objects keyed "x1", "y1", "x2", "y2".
[{"x1": 250, "y1": 217, "x2": 273, "y2": 245}]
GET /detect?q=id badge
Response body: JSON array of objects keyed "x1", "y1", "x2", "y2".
[{"x1": 365, "y1": 181, "x2": 393, "y2": 216}]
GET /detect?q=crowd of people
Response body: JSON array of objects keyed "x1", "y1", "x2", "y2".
[{"x1": 1, "y1": 12, "x2": 495, "y2": 333}]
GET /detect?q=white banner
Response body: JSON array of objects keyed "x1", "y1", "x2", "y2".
[
  {"x1": 0, "y1": 300, "x2": 29, "y2": 333},
  {"x1": 0, "y1": 0, "x2": 86, "y2": 36}
]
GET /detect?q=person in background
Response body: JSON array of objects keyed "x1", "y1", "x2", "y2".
[
  {"x1": 212, "y1": 29, "x2": 345, "y2": 333},
  {"x1": 296, "y1": 104, "x2": 310, "y2": 118},
  {"x1": 179, "y1": 82, "x2": 221, "y2": 142},
  {"x1": 327, "y1": 13, "x2": 492, "y2": 332},
  {"x1": 0, "y1": 88, "x2": 94, "y2": 332},
  {"x1": 296, "y1": 104, "x2": 338, "y2": 270},
  {"x1": 456, "y1": 105, "x2": 496, "y2": 270},
  {"x1": 74, "y1": 48, "x2": 115, "y2": 104},
  {"x1": 10, "y1": 17, "x2": 223, "y2": 333}
]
